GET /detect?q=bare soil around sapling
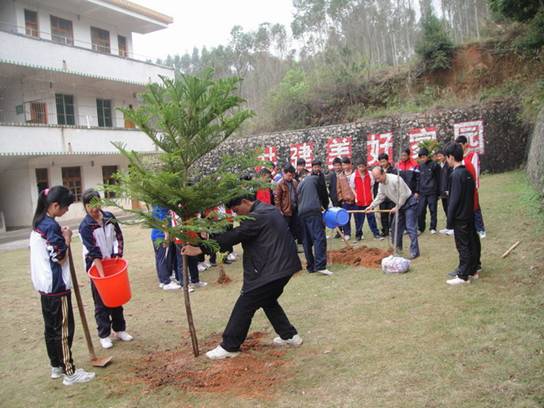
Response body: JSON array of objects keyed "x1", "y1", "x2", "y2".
[
  {"x1": 328, "y1": 245, "x2": 393, "y2": 268},
  {"x1": 133, "y1": 331, "x2": 290, "y2": 399}
]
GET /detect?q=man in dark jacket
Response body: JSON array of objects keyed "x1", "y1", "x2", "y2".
[
  {"x1": 327, "y1": 157, "x2": 342, "y2": 207},
  {"x1": 182, "y1": 196, "x2": 303, "y2": 359},
  {"x1": 295, "y1": 158, "x2": 310, "y2": 181},
  {"x1": 444, "y1": 143, "x2": 480, "y2": 285},
  {"x1": 416, "y1": 147, "x2": 440, "y2": 234},
  {"x1": 298, "y1": 171, "x2": 332, "y2": 276},
  {"x1": 435, "y1": 149, "x2": 454, "y2": 235}
]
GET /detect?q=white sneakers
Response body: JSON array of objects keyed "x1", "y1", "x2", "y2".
[
  {"x1": 51, "y1": 366, "x2": 63, "y2": 379},
  {"x1": 317, "y1": 269, "x2": 333, "y2": 276},
  {"x1": 62, "y1": 368, "x2": 96, "y2": 386},
  {"x1": 478, "y1": 231, "x2": 487, "y2": 239},
  {"x1": 273, "y1": 334, "x2": 303, "y2": 347},
  {"x1": 190, "y1": 281, "x2": 208, "y2": 289},
  {"x1": 99, "y1": 337, "x2": 113, "y2": 349},
  {"x1": 227, "y1": 252, "x2": 237, "y2": 261},
  {"x1": 446, "y1": 276, "x2": 470, "y2": 286},
  {"x1": 114, "y1": 331, "x2": 134, "y2": 342},
  {"x1": 439, "y1": 228, "x2": 454, "y2": 236},
  {"x1": 205, "y1": 345, "x2": 240, "y2": 360},
  {"x1": 430, "y1": 229, "x2": 437, "y2": 235},
  {"x1": 100, "y1": 331, "x2": 134, "y2": 348},
  {"x1": 206, "y1": 334, "x2": 304, "y2": 360},
  {"x1": 343, "y1": 235, "x2": 350, "y2": 241},
  {"x1": 163, "y1": 281, "x2": 181, "y2": 290}
]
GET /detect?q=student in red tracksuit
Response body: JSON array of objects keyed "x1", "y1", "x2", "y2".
[
  {"x1": 350, "y1": 161, "x2": 383, "y2": 241},
  {"x1": 256, "y1": 167, "x2": 274, "y2": 205}
]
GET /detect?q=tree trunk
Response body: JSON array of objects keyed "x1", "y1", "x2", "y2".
[{"x1": 182, "y1": 254, "x2": 199, "y2": 357}]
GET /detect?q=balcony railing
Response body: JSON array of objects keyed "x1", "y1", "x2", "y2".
[
  {"x1": 0, "y1": 29, "x2": 174, "y2": 85},
  {"x1": 0, "y1": 123, "x2": 157, "y2": 156}
]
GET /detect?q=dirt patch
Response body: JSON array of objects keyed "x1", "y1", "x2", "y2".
[
  {"x1": 216, "y1": 265, "x2": 232, "y2": 284},
  {"x1": 328, "y1": 246, "x2": 392, "y2": 268},
  {"x1": 133, "y1": 332, "x2": 290, "y2": 399}
]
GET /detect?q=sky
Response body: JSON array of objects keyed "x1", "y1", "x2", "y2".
[{"x1": 132, "y1": 0, "x2": 296, "y2": 61}]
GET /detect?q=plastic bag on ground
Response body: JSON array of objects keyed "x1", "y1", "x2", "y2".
[{"x1": 381, "y1": 255, "x2": 411, "y2": 274}]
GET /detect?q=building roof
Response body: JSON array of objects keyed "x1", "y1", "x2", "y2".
[{"x1": 103, "y1": 0, "x2": 174, "y2": 25}]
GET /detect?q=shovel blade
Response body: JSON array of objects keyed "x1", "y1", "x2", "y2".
[{"x1": 91, "y1": 355, "x2": 113, "y2": 367}]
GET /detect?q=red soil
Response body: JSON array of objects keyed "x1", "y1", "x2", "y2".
[
  {"x1": 328, "y1": 245, "x2": 392, "y2": 268},
  {"x1": 133, "y1": 332, "x2": 289, "y2": 399}
]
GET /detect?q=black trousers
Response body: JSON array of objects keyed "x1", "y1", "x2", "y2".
[
  {"x1": 284, "y1": 213, "x2": 302, "y2": 244},
  {"x1": 91, "y1": 281, "x2": 126, "y2": 338},
  {"x1": 418, "y1": 194, "x2": 438, "y2": 232},
  {"x1": 221, "y1": 276, "x2": 298, "y2": 352},
  {"x1": 441, "y1": 197, "x2": 448, "y2": 217},
  {"x1": 453, "y1": 220, "x2": 479, "y2": 280},
  {"x1": 41, "y1": 293, "x2": 76, "y2": 375},
  {"x1": 379, "y1": 201, "x2": 395, "y2": 236}
]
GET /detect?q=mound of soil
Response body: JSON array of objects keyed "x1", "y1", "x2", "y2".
[
  {"x1": 328, "y1": 245, "x2": 392, "y2": 268},
  {"x1": 133, "y1": 332, "x2": 289, "y2": 398}
]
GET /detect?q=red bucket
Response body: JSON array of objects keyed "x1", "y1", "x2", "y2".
[{"x1": 88, "y1": 258, "x2": 131, "y2": 308}]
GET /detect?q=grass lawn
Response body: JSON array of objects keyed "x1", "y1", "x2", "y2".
[{"x1": 1, "y1": 170, "x2": 543, "y2": 408}]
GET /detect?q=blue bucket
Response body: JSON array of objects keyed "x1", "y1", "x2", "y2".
[{"x1": 323, "y1": 207, "x2": 349, "y2": 229}]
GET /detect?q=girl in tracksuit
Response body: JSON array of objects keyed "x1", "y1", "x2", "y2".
[
  {"x1": 79, "y1": 189, "x2": 133, "y2": 349},
  {"x1": 30, "y1": 185, "x2": 95, "y2": 385}
]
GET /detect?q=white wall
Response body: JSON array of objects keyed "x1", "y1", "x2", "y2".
[
  {"x1": 0, "y1": 125, "x2": 157, "y2": 154},
  {"x1": 0, "y1": 154, "x2": 132, "y2": 228}
]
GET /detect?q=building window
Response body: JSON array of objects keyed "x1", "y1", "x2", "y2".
[
  {"x1": 50, "y1": 15, "x2": 73, "y2": 45},
  {"x1": 25, "y1": 9, "x2": 39, "y2": 38},
  {"x1": 96, "y1": 99, "x2": 113, "y2": 127},
  {"x1": 62, "y1": 167, "x2": 82, "y2": 201},
  {"x1": 91, "y1": 27, "x2": 111, "y2": 54},
  {"x1": 35, "y1": 168, "x2": 49, "y2": 193},
  {"x1": 55, "y1": 94, "x2": 75, "y2": 125},
  {"x1": 118, "y1": 35, "x2": 128, "y2": 57},
  {"x1": 27, "y1": 102, "x2": 48, "y2": 124},
  {"x1": 102, "y1": 165, "x2": 118, "y2": 199}
]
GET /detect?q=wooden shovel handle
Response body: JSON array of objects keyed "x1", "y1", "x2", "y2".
[{"x1": 68, "y1": 247, "x2": 97, "y2": 360}]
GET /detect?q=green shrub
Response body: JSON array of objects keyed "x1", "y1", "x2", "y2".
[{"x1": 415, "y1": 11, "x2": 455, "y2": 72}]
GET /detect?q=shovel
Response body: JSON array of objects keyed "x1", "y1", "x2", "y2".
[{"x1": 67, "y1": 248, "x2": 113, "y2": 367}]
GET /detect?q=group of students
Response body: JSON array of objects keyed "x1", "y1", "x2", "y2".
[
  {"x1": 28, "y1": 135, "x2": 485, "y2": 382},
  {"x1": 30, "y1": 187, "x2": 133, "y2": 385}
]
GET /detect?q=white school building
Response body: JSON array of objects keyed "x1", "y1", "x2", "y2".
[{"x1": 0, "y1": 0, "x2": 174, "y2": 230}]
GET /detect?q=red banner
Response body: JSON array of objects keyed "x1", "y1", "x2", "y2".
[
  {"x1": 257, "y1": 146, "x2": 278, "y2": 164},
  {"x1": 408, "y1": 127, "x2": 437, "y2": 159},
  {"x1": 325, "y1": 137, "x2": 352, "y2": 169},
  {"x1": 290, "y1": 142, "x2": 315, "y2": 170},
  {"x1": 454, "y1": 120, "x2": 484, "y2": 154},
  {"x1": 367, "y1": 132, "x2": 393, "y2": 166}
]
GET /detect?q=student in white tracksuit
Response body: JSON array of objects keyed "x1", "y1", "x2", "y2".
[{"x1": 30, "y1": 185, "x2": 95, "y2": 385}]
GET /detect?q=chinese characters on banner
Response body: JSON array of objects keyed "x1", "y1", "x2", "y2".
[
  {"x1": 290, "y1": 142, "x2": 315, "y2": 170},
  {"x1": 257, "y1": 146, "x2": 278, "y2": 163},
  {"x1": 367, "y1": 133, "x2": 393, "y2": 166},
  {"x1": 454, "y1": 120, "x2": 484, "y2": 154},
  {"x1": 325, "y1": 137, "x2": 352, "y2": 169},
  {"x1": 408, "y1": 127, "x2": 437, "y2": 159}
]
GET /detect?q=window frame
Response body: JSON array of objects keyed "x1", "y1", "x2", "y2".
[
  {"x1": 35, "y1": 168, "x2": 49, "y2": 194},
  {"x1": 50, "y1": 15, "x2": 74, "y2": 46},
  {"x1": 91, "y1": 26, "x2": 111, "y2": 54},
  {"x1": 96, "y1": 99, "x2": 113, "y2": 127},
  {"x1": 55, "y1": 94, "x2": 75, "y2": 125},
  {"x1": 118, "y1": 35, "x2": 128, "y2": 57},
  {"x1": 102, "y1": 165, "x2": 119, "y2": 199},
  {"x1": 61, "y1": 166, "x2": 82, "y2": 202},
  {"x1": 24, "y1": 9, "x2": 39, "y2": 38}
]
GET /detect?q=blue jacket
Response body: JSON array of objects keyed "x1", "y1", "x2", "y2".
[{"x1": 151, "y1": 206, "x2": 169, "y2": 242}]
